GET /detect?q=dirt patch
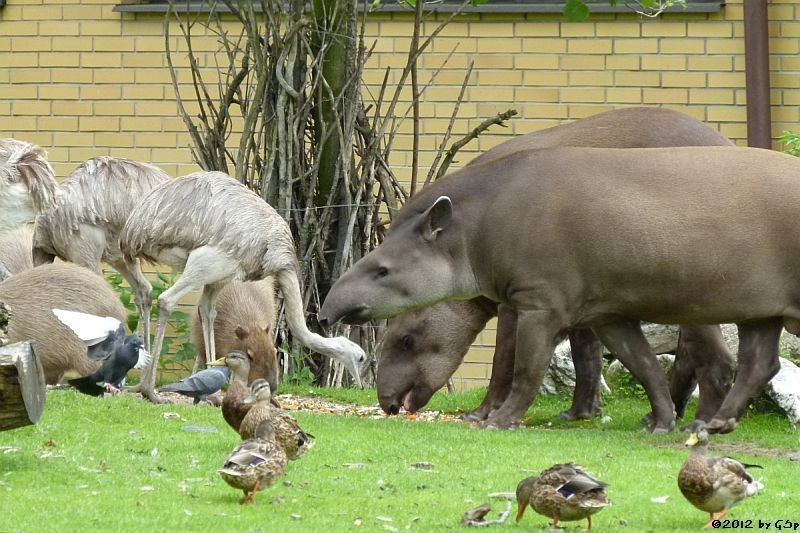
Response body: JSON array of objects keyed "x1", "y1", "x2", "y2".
[{"x1": 654, "y1": 440, "x2": 791, "y2": 459}]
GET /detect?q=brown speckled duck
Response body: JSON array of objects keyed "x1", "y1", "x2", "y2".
[
  {"x1": 239, "y1": 379, "x2": 312, "y2": 460},
  {"x1": 516, "y1": 463, "x2": 609, "y2": 530},
  {"x1": 210, "y1": 351, "x2": 252, "y2": 433},
  {"x1": 678, "y1": 429, "x2": 764, "y2": 528},
  {"x1": 218, "y1": 418, "x2": 288, "y2": 504}
]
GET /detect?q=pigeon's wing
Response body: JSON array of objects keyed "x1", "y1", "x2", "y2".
[
  {"x1": 53, "y1": 309, "x2": 123, "y2": 347},
  {"x1": 133, "y1": 346, "x2": 152, "y2": 370},
  {"x1": 162, "y1": 367, "x2": 228, "y2": 395}
]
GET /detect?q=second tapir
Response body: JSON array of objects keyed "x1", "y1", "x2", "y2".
[
  {"x1": 374, "y1": 108, "x2": 736, "y2": 426},
  {"x1": 320, "y1": 144, "x2": 800, "y2": 434}
]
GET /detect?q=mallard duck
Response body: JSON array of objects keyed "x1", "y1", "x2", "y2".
[
  {"x1": 218, "y1": 418, "x2": 288, "y2": 504},
  {"x1": 239, "y1": 379, "x2": 313, "y2": 460},
  {"x1": 210, "y1": 351, "x2": 252, "y2": 432},
  {"x1": 516, "y1": 463, "x2": 609, "y2": 530},
  {"x1": 678, "y1": 429, "x2": 763, "y2": 528}
]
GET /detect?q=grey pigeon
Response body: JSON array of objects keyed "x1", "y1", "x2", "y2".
[{"x1": 160, "y1": 366, "x2": 231, "y2": 404}]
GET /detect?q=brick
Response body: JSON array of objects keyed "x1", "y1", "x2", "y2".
[
  {"x1": 522, "y1": 71, "x2": 569, "y2": 87},
  {"x1": 0, "y1": 85, "x2": 38, "y2": 99},
  {"x1": 641, "y1": 56, "x2": 686, "y2": 71},
  {"x1": 613, "y1": 38, "x2": 658, "y2": 54},
  {"x1": 707, "y1": 106, "x2": 747, "y2": 122},
  {"x1": 78, "y1": 117, "x2": 121, "y2": 131},
  {"x1": 121, "y1": 53, "x2": 166, "y2": 68},
  {"x1": 39, "y1": 85, "x2": 80, "y2": 100},
  {"x1": 94, "y1": 36, "x2": 136, "y2": 52},
  {"x1": 772, "y1": 74, "x2": 800, "y2": 89},
  {"x1": 0, "y1": 117, "x2": 38, "y2": 132},
  {"x1": 94, "y1": 69, "x2": 136, "y2": 84},
  {"x1": 54, "y1": 133, "x2": 96, "y2": 147},
  {"x1": 707, "y1": 72, "x2": 746, "y2": 88},
  {"x1": 768, "y1": 4, "x2": 796, "y2": 20},
  {"x1": 470, "y1": 22, "x2": 515, "y2": 37},
  {"x1": 643, "y1": 88, "x2": 687, "y2": 104},
  {"x1": 52, "y1": 36, "x2": 94, "y2": 52},
  {"x1": 567, "y1": 105, "x2": 615, "y2": 119},
  {"x1": 51, "y1": 68, "x2": 93, "y2": 83},
  {"x1": 432, "y1": 37, "x2": 477, "y2": 53},
  {"x1": 80, "y1": 85, "x2": 123, "y2": 100},
  {"x1": 514, "y1": 87, "x2": 559, "y2": 103},
  {"x1": 0, "y1": 21, "x2": 39, "y2": 36},
  {"x1": 687, "y1": 56, "x2": 733, "y2": 72},
  {"x1": 560, "y1": 22, "x2": 596, "y2": 38},
  {"x1": 561, "y1": 88, "x2": 605, "y2": 103},
  {"x1": 469, "y1": 87, "x2": 514, "y2": 102},
  {"x1": 62, "y1": 5, "x2": 104, "y2": 19},
  {"x1": 52, "y1": 101, "x2": 93, "y2": 116},
  {"x1": 659, "y1": 38, "x2": 706, "y2": 54},
  {"x1": 12, "y1": 101, "x2": 51, "y2": 115},
  {"x1": 100, "y1": 133, "x2": 137, "y2": 148},
  {"x1": 688, "y1": 89, "x2": 735, "y2": 105},
  {"x1": 472, "y1": 54, "x2": 514, "y2": 69},
  {"x1": 605, "y1": 55, "x2": 640, "y2": 70},
  {"x1": 606, "y1": 87, "x2": 643, "y2": 103},
  {"x1": 569, "y1": 71, "x2": 613, "y2": 86},
  {"x1": 82, "y1": 21, "x2": 124, "y2": 36},
  {"x1": 560, "y1": 55, "x2": 605, "y2": 70},
  {"x1": 422, "y1": 21, "x2": 469, "y2": 37},
  {"x1": 514, "y1": 21, "x2": 560, "y2": 37},
  {"x1": 568, "y1": 39, "x2": 612, "y2": 54},
  {"x1": 706, "y1": 38, "x2": 745, "y2": 54},
  {"x1": 514, "y1": 54, "x2": 559, "y2": 70},
  {"x1": 477, "y1": 38, "x2": 521, "y2": 54},
  {"x1": 522, "y1": 38, "x2": 567, "y2": 54},
  {"x1": 641, "y1": 22, "x2": 686, "y2": 37},
  {"x1": 40, "y1": 53, "x2": 80, "y2": 67},
  {"x1": 3, "y1": 52, "x2": 39, "y2": 67},
  {"x1": 478, "y1": 70, "x2": 522, "y2": 86},
  {"x1": 80, "y1": 52, "x2": 123, "y2": 68},
  {"x1": 615, "y1": 71, "x2": 660, "y2": 87},
  {"x1": 11, "y1": 36, "x2": 52, "y2": 52},
  {"x1": 20, "y1": 6, "x2": 60, "y2": 20},
  {"x1": 95, "y1": 102, "x2": 136, "y2": 116},
  {"x1": 38, "y1": 21, "x2": 80, "y2": 36},
  {"x1": 662, "y1": 72, "x2": 707, "y2": 88},
  {"x1": 38, "y1": 116, "x2": 80, "y2": 131},
  {"x1": 596, "y1": 22, "x2": 640, "y2": 37},
  {"x1": 688, "y1": 21, "x2": 733, "y2": 37},
  {"x1": 121, "y1": 85, "x2": 166, "y2": 100}
]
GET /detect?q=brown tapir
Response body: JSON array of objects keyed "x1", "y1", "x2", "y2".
[
  {"x1": 0, "y1": 262, "x2": 127, "y2": 384},
  {"x1": 376, "y1": 108, "x2": 735, "y2": 426},
  {"x1": 191, "y1": 278, "x2": 279, "y2": 392},
  {"x1": 320, "y1": 145, "x2": 800, "y2": 434}
]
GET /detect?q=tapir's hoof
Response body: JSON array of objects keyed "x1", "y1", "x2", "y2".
[
  {"x1": 640, "y1": 412, "x2": 654, "y2": 426},
  {"x1": 460, "y1": 410, "x2": 489, "y2": 422},
  {"x1": 557, "y1": 408, "x2": 601, "y2": 421},
  {"x1": 481, "y1": 416, "x2": 520, "y2": 430},
  {"x1": 706, "y1": 417, "x2": 737, "y2": 434},
  {"x1": 642, "y1": 419, "x2": 675, "y2": 434}
]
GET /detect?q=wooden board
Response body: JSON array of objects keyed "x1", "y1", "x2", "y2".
[{"x1": 0, "y1": 341, "x2": 46, "y2": 431}]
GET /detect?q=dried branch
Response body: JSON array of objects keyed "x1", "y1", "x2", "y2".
[{"x1": 435, "y1": 109, "x2": 518, "y2": 181}]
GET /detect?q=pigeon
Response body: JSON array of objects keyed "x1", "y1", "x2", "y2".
[
  {"x1": 159, "y1": 365, "x2": 231, "y2": 404},
  {"x1": 53, "y1": 308, "x2": 151, "y2": 396}
]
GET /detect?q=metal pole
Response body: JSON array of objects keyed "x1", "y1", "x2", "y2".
[{"x1": 743, "y1": 0, "x2": 772, "y2": 149}]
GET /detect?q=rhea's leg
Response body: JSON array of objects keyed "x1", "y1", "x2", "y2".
[
  {"x1": 198, "y1": 282, "x2": 224, "y2": 365},
  {"x1": 113, "y1": 258, "x2": 153, "y2": 352}
]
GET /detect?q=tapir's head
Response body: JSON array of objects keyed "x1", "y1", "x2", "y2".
[
  {"x1": 376, "y1": 302, "x2": 477, "y2": 415},
  {"x1": 320, "y1": 196, "x2": 476, "y2": 326}
]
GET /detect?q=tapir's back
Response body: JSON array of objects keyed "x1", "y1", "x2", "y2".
[{"x1": 468, "y1": 145, "x2": 800, "y2": 324}]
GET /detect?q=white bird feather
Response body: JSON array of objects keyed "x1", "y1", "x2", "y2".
[
  {"x1": 52, "y1": 308, "x2": 122, "y2": 346},
  {"x1": 135, "y1": 348, "x2": 152, "y2": 370}
]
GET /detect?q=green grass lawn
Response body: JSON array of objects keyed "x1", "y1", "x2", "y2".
[{"x1": 1, "y1": 387, "x2": 797, "y2": 532}]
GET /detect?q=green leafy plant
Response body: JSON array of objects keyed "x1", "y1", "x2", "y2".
[
  {"x1": 779, "y1": 130, "x2": 800, "y2": 157},
  {"x1": 104, "y1": 268, "x2": 196, "y2": 365},
  {"x1": 281, "y1": 343, "x2": 316, "y2": 386}
]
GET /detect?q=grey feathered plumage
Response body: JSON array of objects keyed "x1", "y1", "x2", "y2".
[
  {"x1": 33, "y1": 157, "x2": 170, "y2": 264},
  {"x1": 160, "y1": 366, "x2": 231, "y2": 404},
  {"x1": 120, "y1": 171, "x2": 297, "y2": 276},
  {"x1": 0, "y1": 138, "x2": 57, "y2": 231}
]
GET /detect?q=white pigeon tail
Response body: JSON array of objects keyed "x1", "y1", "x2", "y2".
[{"x1": 53, "y1": 308, "x2": 124, "y2": 347}]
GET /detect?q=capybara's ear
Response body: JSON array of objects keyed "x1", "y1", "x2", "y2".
[{"x1": 235, "y1": 325, "x2": 250, "y2": 340}]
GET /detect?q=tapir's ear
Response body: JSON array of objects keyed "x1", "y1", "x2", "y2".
[{"x1": 420, "y1": 195, "x2": 452, "y2": 242}]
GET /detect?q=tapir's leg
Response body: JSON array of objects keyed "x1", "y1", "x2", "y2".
[
  {"x1": 557, "y1": 327, "x2": 604, "y2": 420},
  {"x1": 677, "y1": 325, "x2": 735, "y2": 426},
  {"x1": 593, "y1": 319, "x2": 675, "y2": 433},
  {"x1": 706, "y1": 318, "x2": 782, "y2": 434},
  {"x1": 462, "y1": 306, "x2": 517, "y2": 421},
  {"x1": 483, "y1": 309, "x2": 558, "y2": 429}
]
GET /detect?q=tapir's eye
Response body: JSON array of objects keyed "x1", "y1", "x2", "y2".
[
  {"x1": 401, "y1": 335, "x2": 414, "y2": 350},
  {"x1": 376, "y1": 266, "x2": 389, "y2": 278}
]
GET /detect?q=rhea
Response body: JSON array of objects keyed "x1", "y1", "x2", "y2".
[
  {"x1": 0, "y1": 138, "x2": 57, "y2": 234},
  {"x1": 119, "y1": 171, "x2": 366, "y2": 403}
]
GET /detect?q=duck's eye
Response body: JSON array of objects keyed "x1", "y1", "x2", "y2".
[{"x1": 376, "y1": 266, "x2": 389, "y2": 278}]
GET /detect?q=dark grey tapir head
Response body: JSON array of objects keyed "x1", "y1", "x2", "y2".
[{"x1": 320, "y1": 195, "x2": 478, "y2": 327}]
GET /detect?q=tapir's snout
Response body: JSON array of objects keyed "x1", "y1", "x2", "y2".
[{"x1": 319, "y1": 301, "x2": 372, "y2": 327}]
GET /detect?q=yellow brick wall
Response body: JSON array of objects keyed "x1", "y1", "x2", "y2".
[{"x1": 1, "y1": 0, "x2": 798, "y2": 387}]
